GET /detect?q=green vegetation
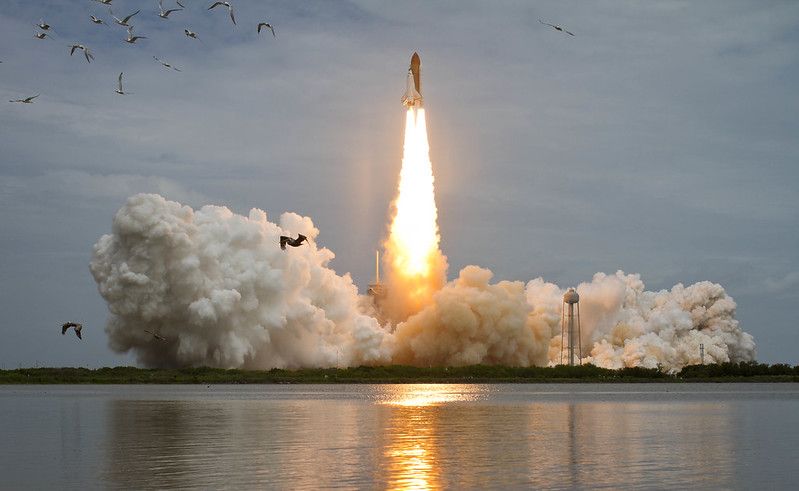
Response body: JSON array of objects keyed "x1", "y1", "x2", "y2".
[{"x1": 0, "y1": 362, "x2": 796, "y2": 384}]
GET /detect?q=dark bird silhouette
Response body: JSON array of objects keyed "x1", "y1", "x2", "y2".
[
  {"x1": 257, "y1": 22, "x2": 275, "y2": 37},
  {"x1": 34, "y1": 31, "x2": 52, "y2": 40},
  {"x1": 280, "y1": 234, "x2": 308, "y2": 250},
  {"x1": 153, "y1": 55, "x2": 181, "y2": 71},
  {"x1": 208, "y1": 1, "x2": 235, "y2": 25},
  {"x1": 62, "y1": 322, "x2": 83, "y2": 339},
  {"x1": 144, "y1": 329, "x2": 166, "y2": 341},
  {"x1": 89, "y1": 15, "x2": 107, "y2": 25},
  {"x1": 36, "y1": 20, "x2": 51, "y2": 30},
  {"x1": 9, "y1": 94, "x2": 39, "y2": 104},
  {"x1": 538, "y1": 19, "x2": 574, "y2": 36}
]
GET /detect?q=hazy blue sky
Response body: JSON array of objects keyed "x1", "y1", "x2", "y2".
[{"x1": 1, "y1": 0, "x2": 797, "y2": 367}]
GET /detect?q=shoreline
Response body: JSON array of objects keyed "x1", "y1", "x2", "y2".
[{"x1": 1, "y1": 363, "x2": 797, "y2": 384}]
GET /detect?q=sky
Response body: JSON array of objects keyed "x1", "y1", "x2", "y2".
[{"x1": 0, "y1": 0, "x2": 797, "y2": 367}]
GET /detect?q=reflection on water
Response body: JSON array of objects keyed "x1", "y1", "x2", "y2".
[{"x1": 0, "y1": 384, "x2": 797, "y2": 489}]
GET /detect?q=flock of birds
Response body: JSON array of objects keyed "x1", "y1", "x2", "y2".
[
  {"x1": 9, "y1": 0, "x2": 277, "y2": 104},
  {"x1": 32, "y1": 7, "x2": 573, "y2": 340}
]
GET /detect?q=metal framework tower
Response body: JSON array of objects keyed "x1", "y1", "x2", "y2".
[
  {"x1": 561, "y1": 288, "x2": 582, "y2": 366},
  {"x1": 367, "y1": 250, "x2": 385, "y2": 298}
]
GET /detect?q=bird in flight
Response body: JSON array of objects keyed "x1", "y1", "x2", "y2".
[
  {"x1": 125, "y1": 26, "x2": 147, "y2": 43},
  {"x1": 158, "y1": 0, "x2": 183, "y2": 19},
  {"x1": 208, "y1": 1, "x2": 236, "y2": 25},
  {"x1": 115, "y1": 72, "x2": 128, "y2": 94},
  {"x1": 110, "y1": 9, "x2": 140, "y2": 27},
  {"x1": 34, "y1": 31, "x2": 52, "y2": 40},
  {"x1": 36, "y1": 20, "x2": 51, "y2": 30},
  {"x1": 69, "y1": 44, "x2": 95, "y2": 62},
  {"x1": 62, "y1": 322, "x2": 83, "y2": 339},
  {"x1": 89, "y1": 15, "x2": 107, "y2": 25},
  {"x1": 94, "y1": 0, "x2": 113, "y2": 4},
  {"x1": 538, "y1": 19, "x2": 574, "y2": 36},
  {"x1": 184, "y1": 28, "x2": 200, "y2": 40},
  {"x1": 144, "y1": 329, "x2": 167, "y2": 341},
  {"x1": 257, "y1": 22, "x2": 275, "y2": 38},
  {"x1": 280, "y1": 234, "x2": 308, "y2": 250},
  {"x1": 9, "y1": 94, "x2": 39, "y2": 104},
  {"x1": 153, "y1": 55, "x2": 181, "y2": 71}
]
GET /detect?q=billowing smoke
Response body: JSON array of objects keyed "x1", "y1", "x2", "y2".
[
  {"x1": 524, "y1": 271, "x2": 756, "y2": 370},
  {"x1": 91, "y1": 194, "x2": 755, "y2": 372},
  {"x1": 90, "y1": 193, "x2": 392, "y2": 369},
  {"x1": 391, "y1": 266, "x2": 551, "y2": 367}
]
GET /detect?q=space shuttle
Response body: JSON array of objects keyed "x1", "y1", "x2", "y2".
[{"x1": 401, "y1": 52, "x2": 422, "y2": 108}]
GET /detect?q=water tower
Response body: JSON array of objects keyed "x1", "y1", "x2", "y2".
[{"x1": 561, "y1": 288, "x2": 582, "y2": 366}]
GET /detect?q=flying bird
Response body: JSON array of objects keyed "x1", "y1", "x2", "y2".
[
  {"x1": 69, "y1": 44, "x2": 94, "y2": 62},
  {"x1": 280, "y1": 234, "x2": 308, "y2": 250},
  {"x1": 36, "y1": 20, "x2": 51, "y2": 30},
  {"x1": 125, "y1": 26, "x2": 147, "y2": 43},
  {"x1": 144, "y1": 329, "x2": 167, "y2": 341},
  {"x1": 158, "y1": 0, "x2": 183, "y2": 19},
  {"x1": 184, "y1": 28, "x2": 199, "y2": 39},
  {"x1": 208, "y1": 1, "x2": 235, "y2": 25},
  {"x1": 110, "y1": 8, "x2": 140, "y2": 27},
  {"x1": 257, "y1": 22, "x2": 275, "y2": 37},
  {"x1": 89, "y1": 15, "x2": 107, "y2": 25},
  {"x1": 34, "y1": 31, "x2": 52, "y2": 40},
  {"x1": 538, "y1": 19, "x2": 574, "y2": 36},
  {"x1": 9, "y1": 94, "x2": 39, "y2": 104},
  {"x1": 62, "y1": 322, "x2": 83, "y2": 339},
  {"x1": 153, "y1": 55, "x2": 181, "y2": 71},
  {"x1": 93, "y1": 0, "x2": 113, "y2": 4},
  {"x1": 114, "y1": 72, "x2": 128, "y2": 94}
]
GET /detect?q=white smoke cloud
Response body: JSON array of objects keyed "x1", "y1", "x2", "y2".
[
  {"x1": 525, "y1": 271, "x2": 756, "y2": 371},
  {"x1": 91, "y1": 195, "x2": 756, "y2": 372},
  {"x1": 90, "y1": 193, "x2": 392, "y2": 369},
  {"x1": 391, "y1": 266, "x2": 551, "y2": 367}
]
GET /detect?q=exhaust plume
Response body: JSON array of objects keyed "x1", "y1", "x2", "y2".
[
  {"x1": 392, "y1": 266, "x2": 551, "y2": 367},
  {"x1": 90, "y1": 193, "x2": 392, "y2": 369},
  {"x1": 382, "y1": 108, "x2": 448, "y2": 322}
]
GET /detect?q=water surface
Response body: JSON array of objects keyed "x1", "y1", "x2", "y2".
[{"x1": 1, "y1": 384, "x2": 797, "y2": 489}]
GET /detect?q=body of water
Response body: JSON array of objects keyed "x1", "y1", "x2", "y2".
[{"x1": 1, "y1": 383, "x2": 797, "y2": 489}]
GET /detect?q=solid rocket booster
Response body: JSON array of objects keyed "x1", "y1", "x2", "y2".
[{"x1": 401, "y1": 52, "x2": 422, "y2": 108}]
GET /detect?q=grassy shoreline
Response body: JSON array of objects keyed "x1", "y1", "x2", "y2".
[{"x1": 1, "y1": 363, "x2": 797, "y2": 384}]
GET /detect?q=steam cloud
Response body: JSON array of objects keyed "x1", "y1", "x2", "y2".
[
  {"x1": 90, "y1": 194, "x2": 392, "y2": 369},
  {"x1": 91, "y1": 194, "x2": 756, "y2": 371}
]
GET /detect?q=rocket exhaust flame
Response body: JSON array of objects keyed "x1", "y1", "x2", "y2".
[
  {"x1": 382, "y1": 107, "x2": 448, "y2": 322},
  {"x1": 89, "y1": 52, "x2": 756, "y2": 372}
]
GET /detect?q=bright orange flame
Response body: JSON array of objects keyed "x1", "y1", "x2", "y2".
[{"x1": 383, "y1": 108, "x2": 447, "y2": 322}]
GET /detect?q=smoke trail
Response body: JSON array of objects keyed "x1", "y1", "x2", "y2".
[
  {"x1": 382, "y1": 108, "x2": 448, "y2": 323},
  {"x1": 90, "y1": 193, "x2": 393, "y2": 369}
]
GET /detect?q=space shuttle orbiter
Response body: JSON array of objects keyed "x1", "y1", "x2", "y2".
[{"x1": 401, "y1": 52, "x2": 422, "y2": 108}]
